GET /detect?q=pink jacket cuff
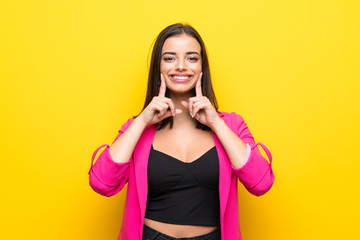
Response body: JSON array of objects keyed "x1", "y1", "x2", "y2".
[
  {"x1": 231, "y1": 143, "x2": 274, "y2": 196},
  {"x1": 89, "y1": 144, "x2": 130, "y2": 196}
]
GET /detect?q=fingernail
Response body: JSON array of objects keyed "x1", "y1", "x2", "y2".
[{"x1": 190, "y1": 113, "x2": 193, "y2": 118}]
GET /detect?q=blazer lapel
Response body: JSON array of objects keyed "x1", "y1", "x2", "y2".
[
  {"x1": 212, "y1": 130, "x2": 232, "y2": 223},
  {"x1": 133, "y1": 124, "x2": 156, "y2": 225}
]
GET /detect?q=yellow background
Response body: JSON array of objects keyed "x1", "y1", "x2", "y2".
[{"x1": 1, "y1": 0, "x2": 359, "y2": 239}]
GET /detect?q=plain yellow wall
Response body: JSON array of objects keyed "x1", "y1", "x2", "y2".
[{"x1": 1, "y1": 0, "x2": 359, "y2": 239}]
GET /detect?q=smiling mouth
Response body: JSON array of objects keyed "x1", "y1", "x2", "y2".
[{"x1": 169, "y1": 75, "x2": 193, "y2": 82}]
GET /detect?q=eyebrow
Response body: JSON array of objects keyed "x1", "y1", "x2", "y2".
[{"x1": 161, "y1": 51, "x2": 200, "y2": 56}]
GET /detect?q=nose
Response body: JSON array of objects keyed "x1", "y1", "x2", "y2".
[{"x1": 176, "y1": 58, "x2": 187, "y2": 71}]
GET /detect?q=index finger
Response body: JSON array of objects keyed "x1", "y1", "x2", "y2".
[
  {"x1": 159, "y1": 74, "x2": 166, "y2": 97},
  {"x1": 195, "y1": 72, "x2": 203, "y2": 97}
]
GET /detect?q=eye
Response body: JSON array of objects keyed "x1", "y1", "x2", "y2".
[
  {"x1": 188, "y1": 56, "x2": 199, "y2": 62},
  {"x1": 163, "y1": 56, "x2": 175, "y2": 62}
]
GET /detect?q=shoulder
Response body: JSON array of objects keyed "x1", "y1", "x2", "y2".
[
  {"x1": 119, "y1": 117, "x2": 135, "y2": 133},
  {"x1": 112, "y1": 117, "x2": 136, "y2": 143},
  {"x1": 217, "y1": 111, "x2": 254, "y2": 141},
  {"x1": 217, "y1": 111, "x2": 246, "y2": 128}
]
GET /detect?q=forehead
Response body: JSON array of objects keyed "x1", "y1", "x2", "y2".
[{"x1": 162, "y1": 34, "x2": 201, "y2": 53}]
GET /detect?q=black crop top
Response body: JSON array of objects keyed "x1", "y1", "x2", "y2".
[{"x1": 145, "y1": 145, "x2": 220, "y2": 226}]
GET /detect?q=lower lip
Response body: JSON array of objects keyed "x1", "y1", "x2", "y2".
[{"x1": 169, "y1": 76, "x2": 193, "y2": 83}]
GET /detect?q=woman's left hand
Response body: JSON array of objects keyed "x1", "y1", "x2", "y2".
[{"x1": 181, "y1": 73, "x2": 221, "y2": 129}]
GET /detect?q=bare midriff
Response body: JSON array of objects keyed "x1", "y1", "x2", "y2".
[{"x1": 144, "y1": 218, "x2": 219, "y2": 238}]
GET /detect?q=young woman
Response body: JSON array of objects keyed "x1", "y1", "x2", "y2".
[{"x1": 89, "y1": 23, "x2": 274, "y2": 240}]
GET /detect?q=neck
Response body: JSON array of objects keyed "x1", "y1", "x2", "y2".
[
  {"x1": 169, "y1": 91, "x2": 197, "y2": 127},
  {"x1": 170, "y1": 93, "x2": 191, "y2": 104}
]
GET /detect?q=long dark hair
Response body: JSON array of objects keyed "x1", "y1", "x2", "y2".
[{"x1": 142, "y1": 23, "x2": 218, "y2": 130}]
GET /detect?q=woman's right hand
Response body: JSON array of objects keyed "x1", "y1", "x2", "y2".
[{"x1": 138, "y1": 74, "x2": 182, "y2": 126}]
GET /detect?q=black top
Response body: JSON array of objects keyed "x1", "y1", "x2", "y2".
[{"x1": 145, "y1": 145, "x2": 220, "y2": 226}]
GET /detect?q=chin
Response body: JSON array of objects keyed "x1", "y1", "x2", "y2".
[{"x1": 168, "y1": 87, "x2": 196, "y2": 96}]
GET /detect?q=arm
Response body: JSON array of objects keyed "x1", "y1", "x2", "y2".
[
  {"x1": 109, "y1": 117, "x2": 148, "y2": 163},
  {"x1": 212, "y1": 112, "x2": 274, "y2": 197},
  {"x1": 211, "y1": 116, "x2": 248, "y2": 168},
  {"x1": 88, "y1": 118, "x2": 139, "y2": 197},
  {"x1": 88, "y1": 116, "x2": 150, "y2": 197}
]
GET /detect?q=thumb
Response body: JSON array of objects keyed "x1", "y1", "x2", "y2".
[{"x1": 181, "y1": 100, "x2": 189, "y2": 110}]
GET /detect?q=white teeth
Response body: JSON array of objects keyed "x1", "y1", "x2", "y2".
[{"x1": 172, "y1": 76, "x2": 190, "y2": 80}]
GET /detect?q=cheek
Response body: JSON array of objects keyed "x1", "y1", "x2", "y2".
[
  {"x1": 160, "y1": 63, "x2": 164, "y2": 72},
  {"x1": 160, "y1": 62, "x2": 172, "y2": 72},
  {"x1": 160, "y1": 62, "x2": 165, "y2": 72},
  {"x1": 192, "y1": 62, "x2": 202, "y2": 72}
]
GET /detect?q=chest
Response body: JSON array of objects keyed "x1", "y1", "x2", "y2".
[{"x1": 152, "y1": 127, "x2": 215, "y2": 163}]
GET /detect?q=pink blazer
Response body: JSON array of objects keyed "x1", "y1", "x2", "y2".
[{"x1": 89, "y1": 111, "x2": 274, "y2": 240}]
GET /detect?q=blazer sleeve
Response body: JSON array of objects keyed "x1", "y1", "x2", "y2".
[
  {"x1": 228, "y1": 112, "x2": 275, "y2": 197},
  {"x1": 88, "y1": 118, "x2": 134, "y2": 197}
]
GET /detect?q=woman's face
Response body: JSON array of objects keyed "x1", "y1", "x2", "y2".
[{"x1": 160, "y1": 34, "x2": 202, "y2": 96}]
